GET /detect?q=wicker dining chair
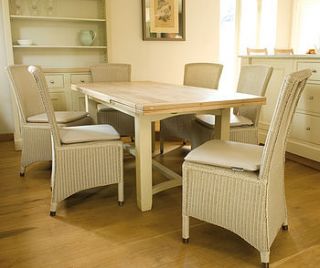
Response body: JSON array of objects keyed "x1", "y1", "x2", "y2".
[
  {"x1": 90, "y1": 63, "x2": 134, "y2": 137},
  {"x1": 159, "y1": 63, "x2": 223, "y2": 153},
  {"x1": 191, "y1": 65, "x2": 273, "y2": 148},
  {"x1": 247, "y1": 48, "x2": 268, "y2": 55},
  {"x1": 182, "y1": 69, "x2": 312, "y2": 267},
  {"x1": 274, "y1": 48, "x2": 294, "y2": 55},
  {"x1": 28, "y1": 66, "x2": 124, "y2": 216},
  {"x1": 6, "y1": 65, "x2": 93, "y2": 176}
]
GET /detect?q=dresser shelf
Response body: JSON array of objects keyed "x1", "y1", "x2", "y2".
[
  {"x1": 13, "y1": 45, "x2": 107, "y2": 49},
  {"x1": 10, "y1": 15, "x2": 106, "y2": 22}
]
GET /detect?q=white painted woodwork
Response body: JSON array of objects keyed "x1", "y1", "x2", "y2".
[
  {"x1": 241, "y1": 55, "x2": 320, "y2": 162},
  {"x1": 214, "y1": 108, "x2": 231, "y2": 140},
  {"x1": 72, "y1": 81, "x2": 265, "y2": 211}
]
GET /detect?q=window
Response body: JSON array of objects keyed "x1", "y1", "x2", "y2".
[
  {"x1": 219, "y1": 0, "x2": 278, "y2": 89},
  {"x1": 219, "y1": 0, "x2": 237, "y2": 90},
  {"x1": 238, "y1": 0, "x2": 277, "y2": 54},
  {"x1": 292, "y1": 0, "x2": 320, "y2": 53}
]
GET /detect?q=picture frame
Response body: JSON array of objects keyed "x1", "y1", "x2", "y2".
[{"x1": 142, "y1": 0, "x2": 185, "y2": 41}]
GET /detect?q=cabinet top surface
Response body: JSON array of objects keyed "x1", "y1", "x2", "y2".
[{"x1": 240, "y1": 54, "x2": 320, "y2": 59}]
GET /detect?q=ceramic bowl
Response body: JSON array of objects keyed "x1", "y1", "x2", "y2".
[{"x1": 17, "y1": 39, "x2": 32, "y2": 45}]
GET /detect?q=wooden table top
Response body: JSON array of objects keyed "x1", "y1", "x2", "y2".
[{"x1": 72, "y1": 81, "x2": 266, "y2": 115}]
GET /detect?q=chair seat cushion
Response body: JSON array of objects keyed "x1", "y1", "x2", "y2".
[
  {"x1": 184, "y1": 140, "x2": 263, "y2": 171},
  {"x1": 196, "y1": 114, "x2": 253, "y2": 128},
  {"x1": 60, "y1": 124, "x2": 120, "y2": 144},
  {"x1": 97, "y1": 104, "x2": 113, "y2": 112},
  {"x1": 27, "y1": 111, "x2": 89, "y2": 124}
]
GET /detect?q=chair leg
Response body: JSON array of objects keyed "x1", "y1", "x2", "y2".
[
  {"x1": 282, "y1": 206, "x2": 288, "y2": 230},
  {"x1": 182, "y1": 215, "x2": 190, "y2": 243},
  {"x1": 159, "y1": 138, "x2": 164, "y2": 154},
  {"x1": 118, "y1": 181, "x2": 124, "y2": 206},
  {"x1": 20, "y1": 166, "x2": 25, "y2": 177},
  {"x1": 50, "y1": 202, "x2": 57, "y2": 217},
  {"x1": 260, "y1": 251, "x2": 270, "y2": 268}
]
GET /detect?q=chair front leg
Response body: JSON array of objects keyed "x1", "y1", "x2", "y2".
[
  {"x1": 118, "y1": 181, "x2": 124, "y2": 206},
  {"x1": 182, "y1": 215, "x2": 190, "y2": 243},
  {"x1": 260, "y1": 251, "x2": 270, "y2": 268}
]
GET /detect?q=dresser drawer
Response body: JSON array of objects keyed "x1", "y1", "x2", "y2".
[
  {"x1": 297, "y1": 62, "x2": 320, "y2": 81},
  {"x1": 297, "y1": 83, "x2": 320, "y2": 114},
  {"x1": 70, "y1": 74, "x2": 92, "y2": 84},
  {"x1": 45, "y1": 74, "x2": 64, "y2": 89},
  {"x1": 290, "y1": 113, "x2": 320, "y2": 145}
]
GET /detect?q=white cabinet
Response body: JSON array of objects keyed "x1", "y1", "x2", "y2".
[
  {"x1": 2, "y1": 0, "x2": 107, "y2": 148},
  {"x1": 241, "y1": 55, "x2": 320, "y2": 163}
]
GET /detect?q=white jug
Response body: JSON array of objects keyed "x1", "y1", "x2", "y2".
[{"x1": 79, "y1": 30, "x2": 96, "y2": 46}]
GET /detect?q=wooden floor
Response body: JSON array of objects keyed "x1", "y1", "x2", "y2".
[{"x1": 0, "y1": 141, "x2": 319, "y2": 268}]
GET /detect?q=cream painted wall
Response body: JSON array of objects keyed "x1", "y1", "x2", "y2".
[
  {"x1": 107, "y1": 0, "x2": 220, "y2": 84},
  {"x1": 0, "y1": 0, "x2": 13, "y2": 134}
]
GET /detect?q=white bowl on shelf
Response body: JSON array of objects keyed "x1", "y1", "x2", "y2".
[{"x1": 17, "y1": 40, "x2": 32, "y2": 46}]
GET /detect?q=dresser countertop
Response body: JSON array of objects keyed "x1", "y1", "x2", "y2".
[{"x1": 240, "y1": 54, "x2": 320, "y2": 59}]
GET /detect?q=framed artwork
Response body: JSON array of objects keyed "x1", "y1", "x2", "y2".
[{"x1": 142, "y1": 0, "x2": 185, "y2": 41}]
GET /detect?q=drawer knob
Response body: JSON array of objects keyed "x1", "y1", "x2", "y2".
[
  {"x1": 306, "y1": 127, "x2": 311, "y2": 131},
  {"x1": 80, "y1": 80, "x2": 85, "y2": 83},
  {"x1": 50, "y1": 80, "x2": 55, "y2": 84},
  {"x1": 312, "y1": 69, "x2": 317, "y2": 73},
  {"x1": 308, "y1": 96, "x2": 314, "y2": 100}
]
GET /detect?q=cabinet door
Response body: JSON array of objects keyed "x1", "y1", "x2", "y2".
[
  {"x1": 297, "y1": 83, "x2": 320, "y2": 114},
  {"x1": 70, "y1": 74, "x2": 92, "y2": 111},
  {"x1": 50, "y1": 92, "x2": 67, "y2": 111},
  {"x1": 290, "y1": 113, "x2": 320, "y2": 145}
]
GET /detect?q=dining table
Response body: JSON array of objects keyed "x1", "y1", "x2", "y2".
[{"x1": 71, "y1": 81, "x2": 266, "y2": 212}]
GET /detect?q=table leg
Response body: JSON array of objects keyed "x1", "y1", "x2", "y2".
[
  {"x1": 135, "y1": 116, "x2": 153, "y2": 211},
  {"x1": 214, "y1": 108, "x2": 230, "y2": 140},
  {"x1": 85, "y1": 95, "x2": 98, "y2": 124}
]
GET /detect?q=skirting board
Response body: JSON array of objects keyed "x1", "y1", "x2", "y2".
[{"x1": 286, "y1": 152, "x2": 320, "y2": 171}]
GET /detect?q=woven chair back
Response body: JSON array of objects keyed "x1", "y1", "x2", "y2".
[
  {"x1": 260, "y1": 69, "x2": 312, "y2": 181},
  {"x1": 274, "y1": 48, "x2": 294, "y2": 55},
  {"x1": 234, "y1": 65, "x2": 273, "y2": 125},
  {"x1": 247, "y1": 48, "x2": 268, "y2": 55},
  {"x1": 90, "y1": 63, "x2": 131, "y2": 82},
  {"x1": 6, "y1": 65, "x2": 45, "y2": 123},
  {"x1": 28, "y1": 66, "x2": 62, "y2": 147},
  {"x1": 183, "y1": 63, "x2": 223, "y2": 89}
]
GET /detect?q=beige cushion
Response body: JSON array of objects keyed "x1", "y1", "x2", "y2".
[
  {"x1": 27, "y1": 111, "x2": 89, "y2": 124},
  {"x1": 196, "y1": 113, "x2": 253, "y2": 128},
  {"x1": 184, "y1": 140, "x2": 263, "y2": 171},
  {"x1": 60, "y1": 124, "x2": 120, "y2": 144}
]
